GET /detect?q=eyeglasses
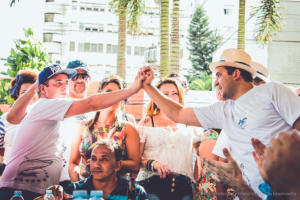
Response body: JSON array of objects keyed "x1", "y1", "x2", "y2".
[{"x1": 71, "y1": 73, "x2": 89, "y2": 81}]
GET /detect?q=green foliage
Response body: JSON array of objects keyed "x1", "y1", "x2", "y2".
[
  {"x1": 4, "y1": 28, "x2": 49, "y2": 77},
  {"x1": 252, "y1": 0, "x2": 283, "y2": 45},
  {"x1": 187, "y1": 6, "x2": 220, "y2": 90},
  {"x1": 110, "y1": 0, "x2": 145, "y2": 33},
  {"x1": 10, "y1": 0, "x2": 19, "y2": 7},
  {"x1": 0, "y1": 79, "x2": 14, "y2": 105},
  {"x1": 187, "y1": 6, "x2": 221, "y2": 76},
  {"x1": 188, "y1": 73, "x2": 212, "y2": 91},
  {"x1": 0, "y1": 28, "x2": 49, "y2": 106}
]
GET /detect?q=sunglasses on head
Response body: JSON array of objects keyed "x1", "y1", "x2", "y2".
[{"x1": 71, "y1": 73, "x2": 89, "y2": 81}]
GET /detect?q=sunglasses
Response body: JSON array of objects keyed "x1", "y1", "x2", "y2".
[{"x1": 71, "y1": 73, "x2": 89, "y2": 81}]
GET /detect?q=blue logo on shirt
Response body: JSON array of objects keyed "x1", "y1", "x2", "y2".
[{"x1": 238, "y1": 117, "x2": 248, "y2": 129}]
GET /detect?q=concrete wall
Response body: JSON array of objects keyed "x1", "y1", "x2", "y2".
[{"x1": 268, "y1": 0, "x2": 300, "y2": 86}]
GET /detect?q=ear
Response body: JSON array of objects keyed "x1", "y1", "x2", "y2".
[
  {"x1": 232, "y1": 69, "x2": 241, "y2": 81},
  {"x1": 39, "y1": 85, "x2": 46, "y2": 96},
  {"x1": 115, "y1": 160, "x2": 122, "y2": 172}
]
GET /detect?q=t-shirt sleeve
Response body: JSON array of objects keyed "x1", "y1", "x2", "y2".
[
  {"x1": 270, "y1": 82, "x2": 300, "y2": 127},
  {"x1": 193, "y1": 101, "x2": 226, "y2": 129},
  {"x1": 29, "y1": 98, "x2": 74, "y2": 122},
  {"x1": 212, "y1": 130, "x2": 228, "y2": 159}
]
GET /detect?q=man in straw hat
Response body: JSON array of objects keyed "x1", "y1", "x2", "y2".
[
  {"x1": 251, "y1": 61, "x2": 269, "y2": 86},
  {"x1": 139, "y1": 48, "x2": 300, "y2": 199}
]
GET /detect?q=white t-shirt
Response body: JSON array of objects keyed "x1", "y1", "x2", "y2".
[
  {"x1": 0, "y1": 105, "x2": 33, "y2": 164},
  {"x1": 193, "y1": 82, "x2": 300, "y2": 198},
  {"x1": 59, "y1": 116, "x2": 84, "y2": 182},
  {"x1": 212, "y1": 130, "x2": 228, "y2": 159},
  {"x1": 0, "y1": 98, "x2": 73, "y2": 194}
]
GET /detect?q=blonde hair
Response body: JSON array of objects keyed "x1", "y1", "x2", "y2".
[{"x1": 146, "y1": 78, "x2": 184, "y2": 116}]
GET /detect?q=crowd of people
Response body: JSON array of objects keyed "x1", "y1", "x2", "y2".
[{"x1": 0, "y1": 48, "x2": 299, "y2": 200}]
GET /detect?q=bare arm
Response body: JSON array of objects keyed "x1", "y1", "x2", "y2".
[
  {"x1": 68, "y1": 121, "x2": 85, "y2": 182},
  {"x1": 293, "y1": 117, "x2": 300, "y2": 130},
  {"x1": 7, "y1": 82, "x2": 38, "y2": 124},
  {"x1": 120, "y1": 123, "x2": 140, "y2": 173},
  {"x1": 142, "y1": 67, "x2": 201, "y2": 126},
  {"x1": 65, "y1": 72, "x2": 145, "y2": 118}
]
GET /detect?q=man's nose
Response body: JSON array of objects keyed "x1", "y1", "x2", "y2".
[{"x1": 214, "y1": 79, "x2": 218, "y2": 87}]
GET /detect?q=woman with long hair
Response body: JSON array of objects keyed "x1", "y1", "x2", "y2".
[
  {"x1": 68, "y1": 75, "x2": 140, "y2": 181},
  {"x1": 137, "y1": 78, "x2": 196, "y2": 200}
]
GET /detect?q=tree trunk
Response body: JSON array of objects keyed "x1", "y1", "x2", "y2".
[
  {"x1": 160, "y1": 0, "x2": 169, "y2": 77},
  {"x1": 170, "y1": 0, "x2": 180, "y2": 74},
  {"x1": 237, "y1": 0, "x2": 245, "y2": 50},
  {"x1": 117, "y1": 3, "x2": 127, "y2": 79}
]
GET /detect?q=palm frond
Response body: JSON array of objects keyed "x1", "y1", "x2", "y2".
[{"x1": 252, "y1": 0, "x2": 283, "y2": 45}]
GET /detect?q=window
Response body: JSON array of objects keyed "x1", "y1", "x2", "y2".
[
  {"x1": 97, "y1": 43, "x2": 103, "y2": 53},
  {"x1": 134, "y1": 47, "x2": 145, "y2": 56},
  {"x1": 78, "y1": 43, "x2": 84, "y2": 52},
  {"x1": 127, "y1": 46, "x2": 131, "y2": 55},
  {"x1": 84, "y1": 43, "x2": 91, "y2": 52},
  {"x1": 46, "y1": 0, "x2": 54, "y2": 2},
  {"x1": 224, "y1": 8, "x2": 233, "y2": 15},
  {"x1": 44, "y1": 13, "x2": 54, "y2": 22},
  {"x1": 43, "y1": 33, "x2": 53, "y2": 42},
  {"x1": 72, "y1": 5, "x2": 77, "y2": 10},
  {"x1": 106, "y1": 44, "x2": 112, "y2": 53},
  {"x1": 112, "y1": 45, "x2": 117, "y2": 54},
  {"x1": 90, "y1": 43, "x2": 97, "y2": 52},
  {"x1": 70, "y1": 41, "x2": 75, "y2": 51}
]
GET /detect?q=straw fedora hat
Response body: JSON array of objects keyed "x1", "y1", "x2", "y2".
[
  {"x1": 209, "y1": 48, "x2": 255, "y2": 76},
  {"x1": 251, "y1": 61, "x2": 269, "y2": 81}
]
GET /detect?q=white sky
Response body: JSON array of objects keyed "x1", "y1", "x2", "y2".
[{"x1": 0, "y1": 1, "x2": 44, "y2": 60}]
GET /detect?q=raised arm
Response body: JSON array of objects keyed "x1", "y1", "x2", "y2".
[
  {"x1": 65, "y1": 71, "x2": 145, "y2": 118},
  {"x1": 142, "y1": 67, "x2": 201, "y2": 126},
  {"x1": 7, "y1": 82, "x2": 38, "y2": 124}
]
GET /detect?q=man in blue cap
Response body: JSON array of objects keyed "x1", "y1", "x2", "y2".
[
  {"x1": 66, "y1": 60, "x2": 90, "y2": 99},
  {"x1": 0, "y1": 64, "x2": 146, "y2": 200}
]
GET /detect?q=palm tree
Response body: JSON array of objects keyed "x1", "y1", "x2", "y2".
[
  {"x1": 170, "y1": 0, "x2": 180, "y2": 73},
  {"x1": 237, "y1": 0, "x2": 246, "y2": 50},
  {"x1": 160, "y1": 0, "x2": 170, "y2": 77},
  {"x1": 237, "y1": 0, "x2": 283, "y2": 49},
  {"x1": 110, "y1": 0, "x2": 145, "y2": 79}
]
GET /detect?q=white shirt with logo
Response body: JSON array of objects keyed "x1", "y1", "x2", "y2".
[
  {"x1": 193, "y1": 82, "x2": 300, "y2": 198},
  {"x1": 0, "y1": 98, "x2": 73, "y2": 194}
]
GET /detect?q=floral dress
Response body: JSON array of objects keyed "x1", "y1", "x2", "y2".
[
  {"x1": 194, "y1": 129, "x2": 219, "y2": 200},
  {"x1": 79, "y1": 111, "x2": 128, "y2": 178}
]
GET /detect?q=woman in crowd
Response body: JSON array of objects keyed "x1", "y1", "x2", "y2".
[
  {"x1": 137, "y1": 78, "x2": 198, "y2": 200},
  {"x1": 68, "y1": 75, "x2": 140, "y2": 181},
  {"x1": 0, "y1": 70, "x2": 38, "y2": 165}
]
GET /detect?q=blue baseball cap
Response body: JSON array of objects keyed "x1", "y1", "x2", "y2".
[
  {"x1": 66, "y1": 60, "x2": 90, "y2": 75},
  {"x1": 38, "y1": 64, "x2": 76, "y2": 87}
]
